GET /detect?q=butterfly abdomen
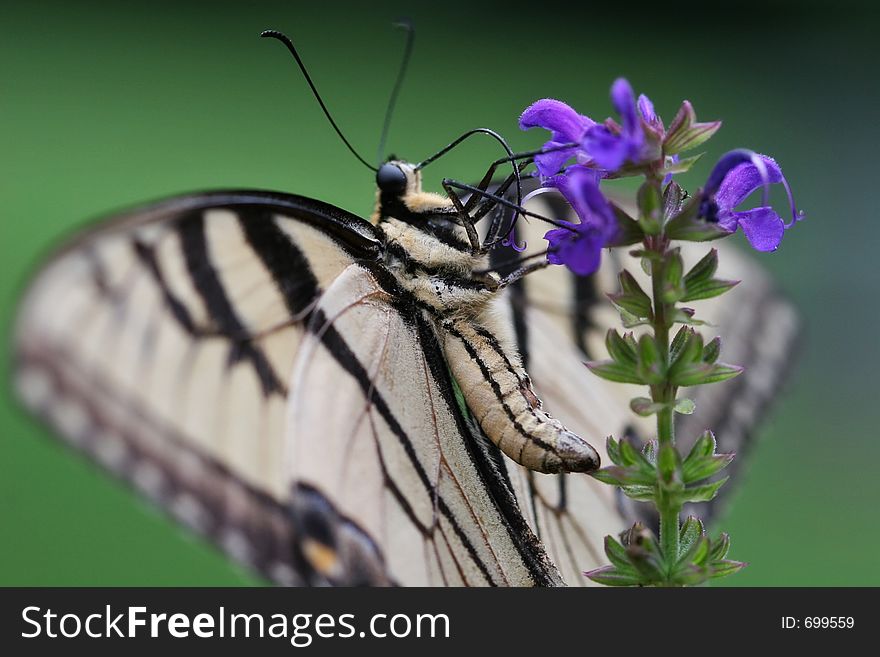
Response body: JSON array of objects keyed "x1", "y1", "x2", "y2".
[{"x1": 440, "y1": 315, "x2": 600, "y2": 474}]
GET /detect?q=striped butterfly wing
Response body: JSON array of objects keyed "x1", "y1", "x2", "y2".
[
  {"x1": 13, "y1": 189, "x2": 568, "y2": 586},
  {"x1": 490, "y1": 183, "x2": 799, "y2": 582},
  {"x1": 284, "y1": 263, "x2": 561, "y2": 585},
  {"x1": 13, "y1": 190, "x2": 382, "y2": 584}
]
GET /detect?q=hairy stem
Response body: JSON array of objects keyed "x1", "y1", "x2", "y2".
[{"x1": 649, "y1": 237, "x2": 681, "y2": 579}]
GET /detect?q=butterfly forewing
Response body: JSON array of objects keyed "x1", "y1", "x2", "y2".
[{"x1": 13, "y1": 191, "x2": 381, "y2": 582}]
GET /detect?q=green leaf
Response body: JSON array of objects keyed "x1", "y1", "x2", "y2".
[
  {"x1": 689, "y1": 535, "x2": 711, "y2": 567},
  {"x1": 665, "y1": 197, "x2": 732, "y2": 242},
  {"x1": 683, "y1": 248, "x2": 719, "y2": 284},
  {"x1": 672, "y1": 564, "x2": 710, "y2": 586},
  {"x1": 590, "y1": 468, "x2": 628, "y2": 486},
  {"x1": 709, "y1": 560, "x2": 747, "y2": 579},
  {"x1": 642, "y1": 440, "x2": 657, "y2": 464},
  {"x1": 702, "y1": 337, "x2": 721, "y2": 364},
  {"x1": 659, "y1": 151, "x2": 704, "y2": 175},
  {"x1": 664, "y1": 100, "x2": 722, "y2": 154},
  {"x1": 670, "y1": 307, "x2": 707, "y2": 326},
  {"x1": 604, "y1": 535, "x2": 637, "y2": 572},
  {"x1": 670, "y1": 362, "x2": 743, "y2": 387},
  {"x1": 700, "y1": 363, "x2": 744, "y2": 384},
  {"x1": 669, "y1": 328, "x2": 703, "y2": 372},
  {"x1": 637, "y1": 179, "x2": 662, "y2": 235},
  {"x1": 585, "y1": 360, "x2": 644, "y2": 385},
  {"x1": 682, "y1": 476, "x2": 729, "y2": 503},
  {"x1": 710, "y1": 533, "x2": 731, "y2": 561},
  {"x1": 624, "y1": 531, "x2": 666, "y2": 582},
  {"x1": 618, "y1": 437, "x2": 647, "y2": 470},
  {"x1": 686, "y1": 430, "x2": 717, "y2": 461},
  {"x1": 637, "y1": 334, "x2": 665, "y2": 384},
  {"x1": 670, "y1": 325, "x2": 689, "y2": 361},
  {"x1": 590, "y1": 467, "x2": 623, "y2": 486},
  {"x1": 682, "y1": 454, "x2": 735, "y2": 484},
  {"x1": 620, "y1": 485, "x2": 656, "y2": 501},
  {"x1": 630, "y1": 397, "x2": 668, "y2": 417},
  {"x1": 619, "y1": 308, "x2": 651, "y2": 328},
  {"x1": 678, "y1": 515, "x2": 705, "y2": 559},
  {"x1": 585, "y1": 565, "x2": 645, "y2": 587},
  {"x1": 606, "y1": 436, "x2": 622, "y2": 465},
  {"x1": 674, "y1": 397, "x2": 696, "y2": 415},
  {"x1": 607, "y1": 203, "x2": 645, "y2": 247},
  {"x1": 606, "y1": 329, "x2": 637, "y2": 365},
  {"x1": 609, "y1": 270, "x2": 652, "y2": 318},
  {"x1": 660, "y1": 250, "x2": 686, "y2": 304},
  {"x1": 662, "y1": 181, "x2": 685, "y2": 222},
  {"x1": 681, "y1": 278, "x2": 740, "y2": 302}
]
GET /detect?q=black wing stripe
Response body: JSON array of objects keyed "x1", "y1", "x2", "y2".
[
  {"x1": 132, "y1": 239, "x2": 198, "y2": 335},
  {"x1": 236, "y1": 207, "x2": 321, "y2": 318},
  {"x1": 177, "y1": 212, "x2": 285, "y2": 397}
]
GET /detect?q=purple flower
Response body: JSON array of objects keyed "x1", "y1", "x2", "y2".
[
  {"x1": 541, "y1": 167, "x2": 618, "y2": 275},
  {"x1": 519, "y1": 99, "x2": 595, "y2": 177},
  {"x1": 583, "y1": 78, "x2": 651, "y2": 171},
  {"x1": 700, "y1": 149, "x2": 803, "y2": 252}
]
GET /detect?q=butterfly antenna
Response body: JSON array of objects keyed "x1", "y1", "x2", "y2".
[
  {"x1": 261, "y1": 29, "x2": 378, "y2": 172},
  {"x1": 376, "y1": 19, "x2": 415, "y2": 166}
]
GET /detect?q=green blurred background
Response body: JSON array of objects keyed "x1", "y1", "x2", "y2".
[{"x1": 1, "y1": 0, "x2": 877, "y2": 586}]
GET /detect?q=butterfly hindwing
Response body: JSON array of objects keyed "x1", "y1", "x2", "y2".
[{"x1": 285, "y1": 263, "x2": 562, "y2": 585}]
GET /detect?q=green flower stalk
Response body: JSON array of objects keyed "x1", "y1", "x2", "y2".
[{"x1": 519, "y1": 78, "x2": 803, "y2": 586}]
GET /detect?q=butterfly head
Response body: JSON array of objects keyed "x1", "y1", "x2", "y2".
[
  {"x1": 373, "y1": 159, "x2": 457, "y2": 227},
  {"x1": 376, "y1": 160, "x2": 421, "y2": 200}
]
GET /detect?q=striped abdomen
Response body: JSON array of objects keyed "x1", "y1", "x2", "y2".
[{"x1": 440, "y1": 314, "x2": 600, "y2": 474}]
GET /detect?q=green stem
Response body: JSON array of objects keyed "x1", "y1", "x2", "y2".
[{"x1": 649, "y1": 236, "x2": 681, "y2": 580}]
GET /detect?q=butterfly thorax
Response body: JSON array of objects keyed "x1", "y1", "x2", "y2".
[{"x1": 373, "y1": 160, "x2": 499, "y2": 313}]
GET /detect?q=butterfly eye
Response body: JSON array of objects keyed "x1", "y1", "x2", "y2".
[{"x1": 376, "y1": 163, "x2": 408, "y2": 195}]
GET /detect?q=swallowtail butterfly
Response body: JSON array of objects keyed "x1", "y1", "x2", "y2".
[{"x1": 11, "y1": 28, "x2": 798, "y2": 586}]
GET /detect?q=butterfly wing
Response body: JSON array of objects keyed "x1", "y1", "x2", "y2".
[
  {"x1": 283, "y1": 263, "x2": 561, "y2": 586},
  {"x1": 12, "y1": 190, "x2": 382, "y2": 584},
  {"x1": 13, "y1": 189, "x2": 568, "y2": 586}
]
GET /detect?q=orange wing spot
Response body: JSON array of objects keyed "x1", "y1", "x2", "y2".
[{"x1": 303, "y1": 539, "x2": 339, "y2": 575}]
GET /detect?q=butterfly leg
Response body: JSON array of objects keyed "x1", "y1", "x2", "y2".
[
  {"x1": 496, "y1": 259, "x2": 550, "y2": 287},
  {"x1": 440, "y1": 161, "x2": 530, "y2": 255},
  {"x1": 439, "y1": 179, "x2": 482, "y2": 254}
]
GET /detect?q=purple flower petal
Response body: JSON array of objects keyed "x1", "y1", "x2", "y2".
[
  {"x1": 611, "y1": 78, "x2": 638, "y2": 136},
  {"x1": 544, "y1": 223, "x2": 604, "y2": 276},
  {"x1": 583, "y1": 125, "x2": 630, "y2": 171},
  {"x1": 533, "y1": 140, "x2": 579, "y2": 177},
  {"x1": 519, "y1": 99, "x2": 593, "y2": 143},
  {"x1": 637, "y1": 93, "x2": 656, "y2": 123},
  {"x1": 732, "y1": 207, "x2": 785, "y2": 252},
  {"x1": 582, "y1": 78, "x2": 645, "y2": 171},
  {"x1": 542, "y1": 167, "x2": 617, "y2": 275},
  {"x1": 715, "y1": 155, "x2": 783, "y2": 211},
  {"x1": 546, "y1": 166, "x2": 613, "y2": 226}
]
